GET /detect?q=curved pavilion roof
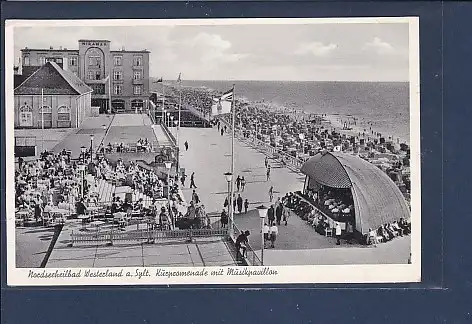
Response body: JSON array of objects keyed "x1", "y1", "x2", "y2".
[{"x1": 300, "y1": 151, "x2": 410, "y2": 234}]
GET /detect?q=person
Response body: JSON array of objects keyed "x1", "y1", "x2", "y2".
[
  {"x1": 192, "y1": 190, "x2": 200, "y2": 204},
  {"x1": 236, "y1": 194, "x2": 243, "y2": 214},
  {"x1": 267, "y1": 205, "x2": 275, "y2": 226},
  {"x1": 233, "y1": 194, "x2": 237, "y2": 213},
  {"x1": 190, "y1": 172, "x2": 197, "y2": 188},
  {"x1": 241, "y1": 177, "x2": 246, "y2": 191},
  {"x1": 220, "y1": 128, "x2": 224, "y2": 136},
  {"x1": 236, "y1": 175, "x2": 241, "y2": 192},
  {"x1": 282, "y1": 204, "x2": 290, "y2": 226},
  {"x1": 235, "y1": 230, "x2": 250, "y2": 257},
  {"x1": 75, "y1": 199, "x2": 87, "y2": 216},
  {"x1": 335, "y1": 222, "x2": 342, "y2": 245},
  {"x1": 275, "y1": 203, "x2": 283, "y2": 225},
  {"x1": 224, "y1": 196, "x2": 229, "y2": 209},
  {"x1": 184, "y1": 141, "x2": 189, "y2": 151},
  {"x1": 262, "y1": 223, "x2": 270, "y2": 247},
  {"x1": 264, "y1": 156, "x2": 268, "y2": 168},
  {"x1": 345, "y1": 221, "x2": 354, "y2": 243},
  {"x1": 269, "y1": 186, "x2": 274, "y2": 202},
  {"x1": 266, "y1": 165, "x2": 271, "y2": 181},
  {"x1": 220, "y1": 209, "x2": 228, "y2": 228},
  {"x1": 269, "y1": 223, "x2": 278, "y2": 248},
  {"x1": 244, "y1": 199, "x2": 249, "y2": 214},
  {"x1": 180, "y1": 173, "x2": 187, "y2": 187}
]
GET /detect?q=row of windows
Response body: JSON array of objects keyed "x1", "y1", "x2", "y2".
[
  {"x1": 113, "y1": 70, "x2": 143, "y2": 80},
  {"x1": 114, "y1": 55, "x2": 143, "y2": 67},
  {"x1": 23, "y1": 55, "x2": 142, "y2": 68},
  {"x1": 19, "y1": 104, "x2": 71, "y2": 114},
  {"x1": 113, "y1": 85, "x2": 143, "y2": 95}
]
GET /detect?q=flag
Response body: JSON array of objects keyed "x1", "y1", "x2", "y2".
[
  {"x1": 220, "y1": 88, "x2": 233, "y2": 102},
  {"x1": 156, "y1": 77, "x2": 163, "y2": 83},
  {"x1": 177, "y1": 73, "x2": 181, "y2": 83}
]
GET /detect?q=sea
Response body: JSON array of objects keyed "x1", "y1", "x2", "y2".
[{"x1": 153, "y1": 80, "x2": 410, "y2": 143}]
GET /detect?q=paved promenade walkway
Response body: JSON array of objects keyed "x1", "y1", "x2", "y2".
[{"x1": 178, "y1": 126, "x2": 410, "y2": 264}]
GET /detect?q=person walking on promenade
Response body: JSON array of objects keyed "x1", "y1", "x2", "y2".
[
  {"x1": 262, "y1": 223, "x2": 270, "y2": 247},
  {"x1": 264, "y1": 156, "x2": 268, "y2": 169},
  {"x1": 184, "y1": 141, "x2": 189, "y2": 151},
  {"x1": 220, "y1": 128, "x2": 224, "y2": 136},
  {"x1": 180, "y1": 173, "x2": 187, "y2": 187},
  {"x1": 275, "y1": 202, "x2": 283, "y2": 225},
  {"x1": 269, "y1": 186, "x2": 274, "y2": 202},
  {"x1": 220, "y1": 209, "x2": 228, "y2": 228},
  {"x1": 217, "y1": 121, "x2": 220, "y2": 131},
  {"x1": 266, "y1": 165, "x2": 271, "y2": 181},
  {"x1": 235, "y1": 230, "x2": 250, "y2": 258},
  {"x1": 237, "y1": 194, "x2": 243, "y2": 214},
  {"x1": 224, "y1": 196, "x2": 229, "y2": 209},
  {"x1": 335, "y1": 222, "x2": 342, "y2": 245},
  {"x1": 236, "y1": 175, "x2": 241, "y2": 192},
  {"x1": 267, "y1": 205, "x2": 275, "y2": 226},
  {"x1": 192, "y1": 190, "x2": 200, "y2": 204},
  {"x1": 244, "y1": 199, "x2": 249, "y2": 214},
  {"x1": 269, "y1": 223, "x2": 278, "y2": 248},
  {"x1": 241, "y1": 176, "x2": 246, "y2": 191},
  {"x1": 233, "y1": 193, "x2": 237, "y2": 213},
  {"x1": 283, "y1": 204, "x2": 290, "y2": 226},
  {"x1": 190, "y1": 172, "x2": 197, "y2": 188},
  {"x1": 224, "y1": 125, "x2": 227, "y2": 133}
]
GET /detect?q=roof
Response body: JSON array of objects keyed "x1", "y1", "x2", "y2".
[
  {"x1": 301, "y1": 151, "x2": 410, "y2": 234},
  {"x1": 21, "y1": 48, "x2": 78, "y2": 53},
  {"x1": 14, "y1": 62, "x2": 92, "y2": 96}
]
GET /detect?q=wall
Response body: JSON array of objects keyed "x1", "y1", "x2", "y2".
[
  {"x1": 14, "y1": 92, "x2": 92, "y2": 129},
  {"x1": 22, "y1": 49, "x2": 80, "y2": 76}
]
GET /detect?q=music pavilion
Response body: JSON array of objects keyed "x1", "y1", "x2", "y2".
[{"x1": 300, "y1": 151, "x2": 410, "y2": 234}]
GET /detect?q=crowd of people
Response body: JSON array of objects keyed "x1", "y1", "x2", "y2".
[{"x1": 102, "y1": 138, "x2": 155, "y2": 154}]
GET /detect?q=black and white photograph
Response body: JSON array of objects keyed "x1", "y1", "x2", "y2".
[{"x1": 5, "y1": 18, "x2": 420, "y2": 285}]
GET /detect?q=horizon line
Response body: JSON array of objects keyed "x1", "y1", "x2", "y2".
[{"x1": 150, "y1": 78, "x2": 409, "y2": 83}]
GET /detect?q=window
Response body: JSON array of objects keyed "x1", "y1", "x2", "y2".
[
  {"x1": 56, "y1": 58, "x2": 63, "y2": 64},
  {"x1": 133, "y1": 55, "x2": 143, "y2": 67},
  {"x1": 23, "y1": 55, "x2": 30, "y2": 66},
  {"x1": 39, "y1": 106, "x2": 52, "y2": 113},
  {"x1": 91, "y1": 84, "x2": 105, "y2": 94},
  {"x1": 57, "y1": 105, "x2": 71, "y2": 121},
  {"x1": 133, "y1": 85, "x2": 143, "y2": 95},
  {"x1": 39, "y1": 57, "x2": 46, "y2": 65},
  {"x1": 19, "y1": 105, "x2": 33, "y2": 127},
  {"x1": 95, "y1": 72, "x2": 101, "y2": 80},
  {"x1": 88, "y1": 56, "x2": 101, "y2": 67},
  {"x1": 88, "y1": 70, "x2": 95, "y2": 80},
  {"x1": 113, "y1": 70, "x2": 123, "y2": 81},
  {"x1": 69, "y1": 56, "x2": 77, "y2": 66},
  {"x1": 114, "y1": 84, "x2": 123, "y2": 95},
  {"x1": 114, "y1": 56, "x2": 122, "y2": 66},
  {"x1": 133, "y1": 70, "x2": 142, "y2": 80}
]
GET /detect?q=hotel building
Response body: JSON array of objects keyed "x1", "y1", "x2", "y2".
[{"x1": 20, "y1": 39, "x2": 150, "y2": 113}]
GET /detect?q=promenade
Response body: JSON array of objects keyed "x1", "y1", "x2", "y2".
[{"x1": 178, "y1": 126, "x2": 411, "y2": 264}]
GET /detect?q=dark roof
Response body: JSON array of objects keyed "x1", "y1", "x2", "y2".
[
  {"x1": 22, "y1": 66, "x2": 41, "y2": 77},
  {"x1": 14, "y1": 62, "x2": 92, "y2": 96},
  {"x1": 301, "y1": 152, "x2": 410, "y2": 234},
  {"x1": 14, "y1": 75, "x2": 28, "y2": 89}
]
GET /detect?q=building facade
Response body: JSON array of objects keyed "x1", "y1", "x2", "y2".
[
  {"x1": 14, "y1": 62, "x2": 92, "y2": 129},
  {"x1": 21, "y1": 39, "x2": 150, "y2": 113}
]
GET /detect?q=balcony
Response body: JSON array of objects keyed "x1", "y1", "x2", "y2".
[{"x1": 132, "y1": 79, "x2": 144, "y2": 85}]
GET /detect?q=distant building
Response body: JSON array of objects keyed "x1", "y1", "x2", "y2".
[
  {"x1": 20, "y1": 39, "x2": 150, "y2": 113},
  {"x1": 14, "y1": 62, "x2": 92, "y2": 129}
]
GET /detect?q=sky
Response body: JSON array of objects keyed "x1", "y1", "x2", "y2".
[{"x1": 13, "y1": 21, "x2": 411, "y2": 82}]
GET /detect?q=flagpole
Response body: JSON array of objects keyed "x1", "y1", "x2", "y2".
[
  {"x1": 108, "y1": 74, "x2": 112, "y2": 114},
  {"x1": 230, "y1": 84, "x2": 235, "y2": 238},
  {"x1": 177, "y1": 74, "x2": 182, "y2": 174},
  {"x1": 41, "y1": 88, "x2": 44, "y2": 154}
]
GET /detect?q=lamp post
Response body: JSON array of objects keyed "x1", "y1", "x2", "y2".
[
  {"x1": 165, "y1": 161, "x2": 173, "y2": 228},
  {"x1": 224, "y1": 172, "x2": 233, "y2": 235},
  {"x1": 170, "y1": 116, "x2": 174, "y2": 136},
  {"x1": 166, "y1": 112, "x2": 170, "y2": 128},
  {"x1": 78, "y1": 164, "x2": 86, "y2": 198},
  {"x1": 80, "y1": 145, "x2": 86, "y2": 164},
  {"x1": 174, "y1": 120, "x2": 179, "y2": 174},
  {"x1": 299, "y1": 133, "x2": 305, "y2": 158},
  {"x1": 256, "y1": 205, "x2": 268, "y2": 266},
  {"x1": 90, "y1": 134, "x2": 94, "y2": 162},
  {"x1": 162, "y1": 109, "x2": 166, "y2": 126}
]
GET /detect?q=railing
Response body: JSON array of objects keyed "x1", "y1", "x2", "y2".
[
  {"x1": 183, "y1": 103, "x2": 210, "y2": 122},
  {"x1": 70, "y1": 227, "x2": 228, "y2": 246},
  {"x1": 230, "y1": 222, "x2": 262, "y2": 266},
  {"x1": 160, "y1": 123, "x2": 177, "y2": 146}
]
